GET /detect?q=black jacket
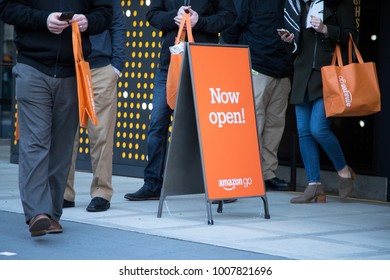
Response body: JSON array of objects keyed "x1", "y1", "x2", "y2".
[
  {"x1": 221, "y1": 0, "x2": 293, "y2": 79},
  {"x1": 146, "y1": 0, "x2": 236, "y2": 70},
  {"x1": 290, "y1": 0, "x2": 358, "y2": 104},
  {"x1": 0, "y1": 0, "x2": 113, "y2": 77}
]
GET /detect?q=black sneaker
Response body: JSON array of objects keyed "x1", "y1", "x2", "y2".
[
  {"x1": 86, "y1": 197, "x2": 110, "y2": 212},
  {"x1": 63, "y1": 199, "x2": 75, "y2": 208},
  {"x1": 265, "y1": 177, "x2": 290, "y2": 191},
  {"x1": 124, "y1": 186, "x2": 160, "y2": 201}
]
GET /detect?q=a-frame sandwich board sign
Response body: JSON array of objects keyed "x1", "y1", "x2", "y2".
[{"x1": 157, "y1": 43, "x2": 270, "y2": 225}]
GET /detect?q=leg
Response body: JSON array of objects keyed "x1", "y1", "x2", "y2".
[
  {"x1": 295, "y1": 98, "x2": 321, "y2": 184},
  {"x1": 63, "y1": 128, "x2": 79, "y2": 206},
  {"x1": 125, "y1": 69, "x2": 173, "y2": 200},
  {"x1": 253, "y1": 73, "x2": 291, "y2": 191},
  {"x1": 291, "y1": 97, "x2": 326, "y2": 203},
  {"x1": 144, "y1": 69, "x2": 172, "y2": 191},
  {"x1": 257, "y1": 75, "x2": 290, "y2": 181},
  {"x1": 125, "y1": 69, "x2": 172, "y2": 200},
  {"x1": 14, "y1": 63, "x2": 53, "y2": 224},
  {"x1": 86, "y1": 65, "x2": 118, "y2": 211},
  {"x1": 49, "y1": 75, "x2": 79, "y2": 221},
  {"x1": 310, "y1": 98, "x2": 354, "y2": 198},
  {"x1": 310, "y1": 98, "x2": 347, "y2": 171}
]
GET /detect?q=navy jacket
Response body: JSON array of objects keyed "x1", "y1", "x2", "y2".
[
  {"x1": 221, "y1": 0, "x2": 293, "y2": 79},
  {"x1": 0, "y1": 0, "x2": 113, "y2": 77},
  {"x1": 88, "y1": 0, "x2": 126, "y2": 72},
  {"x1": 146, "y1": 0, "x2": 236, "y2": 70}
]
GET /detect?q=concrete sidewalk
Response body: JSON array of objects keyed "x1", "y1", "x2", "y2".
[{"x1": 1, "y1": 141, "x2": 390, "y2": 260}]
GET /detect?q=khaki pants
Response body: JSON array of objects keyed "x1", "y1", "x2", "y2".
[
  {"x1": 64, "y1": 64, "x2": 118, "y2": 202},
  {"x1": 252, "y1": 72, "x2": 291, "y2": 181}
]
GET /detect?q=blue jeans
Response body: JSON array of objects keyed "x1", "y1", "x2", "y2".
[
  {"x1": 295, "y1": 97, "x2": 346, "y2": 183},
  {"x1": 144, "y1": 69, "x2": 172, "y2": 192}
]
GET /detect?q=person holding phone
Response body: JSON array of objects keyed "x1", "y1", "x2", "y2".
[
  {"x1": 281, "y1": 0, "x2": 358, "y2": 203},
  {"x1": 221, "y1": 0, "x2": 293, "y2": 192},
  {"x1": 124, "y1": 0, "x2": 236, "y2": 201},
  {"x1": 0, "y1": 0, "x2": 113, "y2": 237}
]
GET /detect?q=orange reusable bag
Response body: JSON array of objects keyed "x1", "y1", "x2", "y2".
[
  {"x1": 71, "y1": 22, "x2": 98, "y2": 127},
  {"x1": 321, "y1": 34, "x2": 381, "y2": 117},
  {"x1": 166, "y1": 12, "x2": 194, "y2": 109}
]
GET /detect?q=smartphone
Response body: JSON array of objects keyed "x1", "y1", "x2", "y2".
[
  {"x1": 59, "y1": 11, "x2": 74, "y2": 21},
  {"x1": 277, "y1": 28, "x2": 291, "y2": 36}
]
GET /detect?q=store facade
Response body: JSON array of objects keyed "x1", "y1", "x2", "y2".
[{"x1": 1, "y1": 0, "x2": 388, "y2": 201}]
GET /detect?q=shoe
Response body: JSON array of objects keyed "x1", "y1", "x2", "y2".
[
  {"x1": 63, "y1": 199, "x2": 75, "y2": 208},
  {"x1": 86, "y1": 197, "x2": 110, "y2": 212},
  {"x1": 46, "y1": 219, "x2": 63, "y2": 234},
  {"x1": 211, "y1": 199, "x2": 238, "y2": 204},
  {"x1": 29, "y1": 214, "x2": 51, "y2": 237},
  {"x1": 339, "y1": 166, "x2": 356, "y2": 199},
  {"x1": 290, "y1": 184, "x2": 326, "y2": 204},
  {"x1": 265, "y1": 177, "x2": 290, "y2": 191},
  {"x1": 124, "y1": 186, "x2": 160, "y2": 201}
]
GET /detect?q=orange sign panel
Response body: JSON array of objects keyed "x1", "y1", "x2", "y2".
[{"x1": 188, "y1": 44, "x2": 264, "y2": 200}]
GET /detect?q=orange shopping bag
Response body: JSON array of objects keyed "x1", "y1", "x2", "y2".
[
  {"x1": 321, "y1": 34, "x2": 381, "y2": 117},
  {"x1": 71, "y1": 22, "x2": 98, "y2": 127},
  {"x1": 166, "y1": 12, "x2": 194, "y2": 109}
]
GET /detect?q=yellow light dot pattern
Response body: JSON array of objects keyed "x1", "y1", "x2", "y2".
[{"x1": 75, "y1": 0, "x2": 161, "y2": 176}]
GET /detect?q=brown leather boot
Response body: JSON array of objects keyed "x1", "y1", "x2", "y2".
[
  {"x1": 290, "y1": 184, "x2": 326, "y2": 204},
  {"x1": 339, "y1": 166, "x2": 355, "y2": 199}
]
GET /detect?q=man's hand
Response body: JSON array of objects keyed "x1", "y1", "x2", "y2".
[
  {"x1": 176, "y1": 6, "x2": 188, "y2": 18},
  {"x1": 46, "y1": 13, "x2": 70, "y2": 34},
  {"x1": 187, "y1": 8, "x2": 199, "y2": 28},
  {"x1": 174, "y1": 6, "x2": 199, "y2": 28},
  {"x1": 72, "y1": 14, "x2": 88, "y2": 32},
  {"x1": 174, "y1": 6, "x2": 189, "y2": 27},
  {"x1": 46, "y1": 13, "x2": 88, "y2": 34}
]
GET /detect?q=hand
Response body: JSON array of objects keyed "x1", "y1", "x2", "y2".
[
  {"x1": 310, "y1": 16, "x2": 327, "y2": 34},
  {"x1": 47, "y1": 12, "x2": 70, "y2": 34},
  {"x1": 278, "y1": 31, "x2": 295, "y2": 44},
  {"x1": 187, "y1": 8, "x2": 199, "y2": 28},
  {"x1": 174, "y1": 15, "x2": 183, "y2": 27},
  {"x1": 174, "y1": 6, "x2": 198, "y2": 28},
  {"x1": 176, "y1": 6, "x2": 188, "y2": 17},
  {"x1": 72, "y1": 14, "x2": 88, "y2": 32},
  {"x1": 174, "y1": 6, "x2": 191, "y2": 27},
  {"x1": 113, "y1": 66, "x2": 121, "y2": 76}
]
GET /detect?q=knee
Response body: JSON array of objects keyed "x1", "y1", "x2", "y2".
[
  {"x1": 296, "y1": 122, "x2": 311, "y2": 139},
  {"x1": 311, "y1": 126, "x2": 329, "y2": 141}
]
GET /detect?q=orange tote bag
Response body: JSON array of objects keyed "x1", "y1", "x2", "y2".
[
  {"x1": 166, "y1": 12, "x2": 194, "y2": 109},
  {"x1": 71, "y1": 22, "x2": 98, "y2": 127},
  {"x1": 321, "y1": 34, "x2": 381, "y2": 117}
]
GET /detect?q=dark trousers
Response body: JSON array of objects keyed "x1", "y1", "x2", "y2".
[{"x1": 13, "y1": 63, "x2": 79, "y2": 223}]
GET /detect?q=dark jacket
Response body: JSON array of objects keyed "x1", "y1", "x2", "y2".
[
  {"x1": 290, "y1": 0, "x2": 358, "y2": 104},
  {"x1": 221, "y1": 0, "x2": 293, "y2": 79},
  {"x1": 146, "y1": 0, "x2": 237, "y2": 70},
  {"x1": 88, "y1": 0, "x2": 126, "y2": 72},
  {"x1": 0, "y1": 0, "x2": 113, "y2": 77}
]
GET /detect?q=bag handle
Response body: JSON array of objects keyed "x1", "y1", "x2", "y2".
[
  {"x1": 348, "y1": 33, "x2": 364, "y2": 64},
  {"x1": 174, "y1": 12, "x2": 194, "y2": 45},
  {"x1": 331, "y1": 33, "x2": 364, "y2": 66},
  {"x1": 71, "y1": 22, "x2": 84, "y2": 61}
]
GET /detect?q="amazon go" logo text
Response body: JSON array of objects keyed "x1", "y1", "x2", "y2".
[
  {"x1": 218, "y1": 177, "x2": 253, "y2": 191},
  {"x1": 339, "y1": 76, "x2": 352, "y2": 107}
]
